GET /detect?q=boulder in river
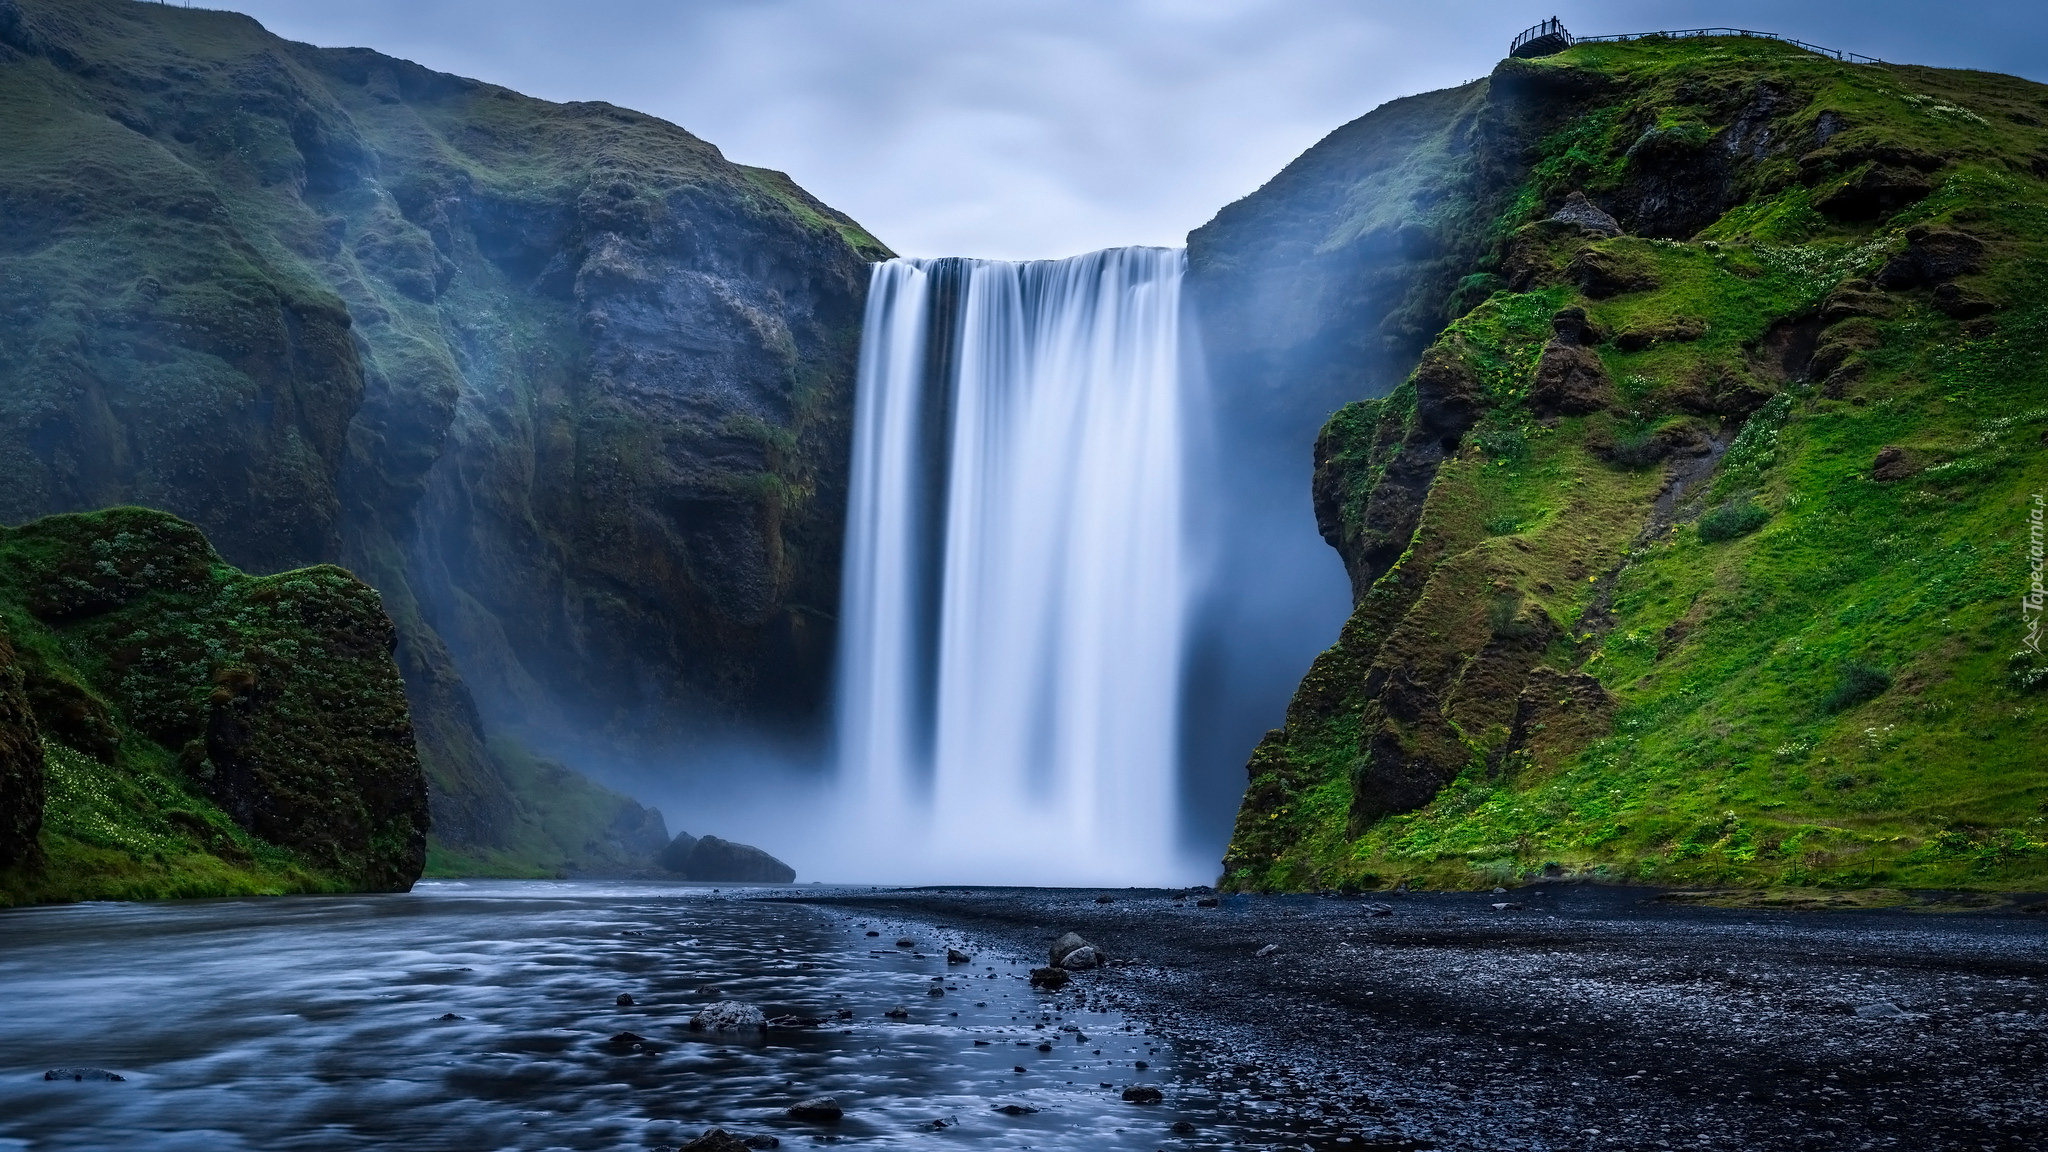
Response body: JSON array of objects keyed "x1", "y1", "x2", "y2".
[
  {"x1": 993, "y1": 1103, "x2": 1040, "y2": 1116},
  {"x1": 1060, "y1": 945, "x2": 1102, "y2": 970},
  {"x1": 1051, "y1": 931, "x2": 1106, "y2": 968},
  {"x1": 946, "y1": 947, "x2": 973, "y2": 964},
  {"x1": 786, "y1": 1096, "x2": 843, "y2": 1121},
  {"x1": 43, "y1": 1068, "x2": 124, "y2": 1082},
  {"x1": 691, "y1": 1001, "x2": 766, "y2": 1031},
  {"x1": 1029, "y1": 966, "x2": 1072, "y2": 990},
  {"x1": 1121, "y1": 1086, "x2": 1164, "y2": 1104},
  {"x1": 679, "y1": 1131, "x2": 750, "y2": 1152}
]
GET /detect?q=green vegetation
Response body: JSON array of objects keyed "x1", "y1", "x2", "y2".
[
  {"x1": 0, "y1": 507, "x2": 428, "y2": 906},
  {"x1": 1225, "y1": 36, "x2": 2048, "y2": 893}
]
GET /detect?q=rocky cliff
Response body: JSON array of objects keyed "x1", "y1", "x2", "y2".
[
  {"x1": 1204, "y1": 35, "x2": 2048, "y2": 891},
  {"x1": 0, "y1": 0, "x2": 886, "y2": 866},
  {"x1": 0, "y1": 507, "x2": 429, "y2": 904}
]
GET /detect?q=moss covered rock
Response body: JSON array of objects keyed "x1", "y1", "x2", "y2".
[{"x1": 0, "y1": 507, "x2": 428, "y2": 901}]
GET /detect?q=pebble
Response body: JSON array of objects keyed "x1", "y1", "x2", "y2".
[{"x1": 1256, "y1": 944, "x2": 1279, "y2": 958}]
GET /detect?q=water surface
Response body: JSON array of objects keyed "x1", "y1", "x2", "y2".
[{"x1": 0, "y1": 882, "x2": 1196, "y2": 1150}]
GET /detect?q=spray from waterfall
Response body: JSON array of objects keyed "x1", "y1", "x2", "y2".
[{"x1": 835, "y1": 247, "x2": 1198, "y2": 885}]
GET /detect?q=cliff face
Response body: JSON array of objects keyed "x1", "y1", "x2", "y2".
[
  {"x1": 0, "y1": 507, "x2": 429, "y2": 904},
  {"x1": 1210, "y1": 37, "x2": 2048, "y2": 891},
  {"x1": 0, "y1": 0, "x2": 886, "y2": 859}
]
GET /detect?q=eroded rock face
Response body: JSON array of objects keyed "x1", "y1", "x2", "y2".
[{"x1": 0, "y1": 0, "x2": 887, "y2": 851}]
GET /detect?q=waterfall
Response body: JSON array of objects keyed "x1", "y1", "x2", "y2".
[{"x1": 836, "y1": 248, "x2": 1194, "y2": 884}]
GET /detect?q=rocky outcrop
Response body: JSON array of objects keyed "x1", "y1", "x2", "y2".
[
  {"x1": 666, "y1": 834, "x2": 796, "y2": 884},
  {"x1": 0, "y1": 507, "x2": 429, "y2": 897},
  {"x1": 0, "y1": 0, "x2": 887, "y2": 862}
]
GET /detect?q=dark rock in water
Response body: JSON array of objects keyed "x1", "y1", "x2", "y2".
[
  {"x1": 993, "y1": 1103, "x2": 1040, "y2": 1116},
  {"x1": 436, "y1": 1013, "x2": 463, "y2": 1022},
  {"x1": 896, "y1": 937, "x2": 916, "y2": 948},
  {"x1": 926, "y1": 985, "x2": 945, "y2": 997},
  {"x1": 741, "y1": 1136, "x2": 780, "y2": 1150},
  {"x1": 1060, "y1": 945, "x2": 1102, "y2": 970},
  {"x1": 0, "y1": 620, "x2": 43, "y2": 870},
  {"x1": 1036, "y1": 1041, "x2": 1053, "y2": 1052},
  {"x1": 607, "y1": 1031, "x2": 648, "y2": 1046},
  {"x1": 1171, "y1": 1120, "x2": 1197, "y2": 1135},
  {"x1": 767, "y1": 1015, "x2": 826, "y2": 1029},
  {"x1": 885, "y1": 1005, "x2": 909, "y2": 1019},
  {"x1": 1121, "y1": 1086, "x2": 1164, "y2": 1104},
  {"x1": 1029, "y1": 966, "x2": 1072, "y2": 991},
  {"x1": 786, "y1": 1096, "x2": 843, "y2": 1121},
  {"x1": 679, "y1": 836, "x2": 796, "y2": 884},
  {"x1": 1135, "y1": 1060, "x2": 1148, "y2": 1070},
  {"x1": 835, "y1": 1008, "x2": 854, "y2": 1019},
  {"x1": 44, "y1": 1069, "x2": 124, "y2": 1082},
  {"x1": 690, "y1": 1001, "x2": 766, "y2": 1031},
  {"x1": 616, "y1": 992, "x2": 636, "y2": 1007},
  {"x1": 946, "y1": 947, "x2": 973, "y2": 964},
  {"x1": 658, "y1": 832, "x2": 701, "y2": 873},
  {"x1": 680, "y1": 1129, "x2": 752, "y2": 1152}
]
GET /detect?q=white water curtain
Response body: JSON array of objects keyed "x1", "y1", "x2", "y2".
[{"x1": 836, "y1": 248, "x2": 1191, "y2": 885}]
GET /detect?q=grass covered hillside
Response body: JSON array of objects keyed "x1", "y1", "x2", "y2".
[
  {"x1": 0, "y1": 507, "x2": 427, "y2": 904},
  {"x1": 1220, "y1": 35, "x2": 2048, "y2": 893},
  {"x1": 0, "y1": 0, "x2": 885, "y2": 871}
]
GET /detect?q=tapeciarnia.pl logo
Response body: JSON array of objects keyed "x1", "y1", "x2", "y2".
[{"x1": 2026, "y1": 492, "x2": 2045, "y2": 655}]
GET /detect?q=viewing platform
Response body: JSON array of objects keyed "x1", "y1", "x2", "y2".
[{"x1": 1509, "y1": 19, "x2": 1883, "y2": 64}]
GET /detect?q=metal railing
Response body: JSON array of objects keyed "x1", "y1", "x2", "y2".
[
  {"x1": 1573, "y1": 27, "x2": 1884, "y2": 65},
  {"x1": 1510, "y1": 18, "x2": 1573, "y2": 57}
]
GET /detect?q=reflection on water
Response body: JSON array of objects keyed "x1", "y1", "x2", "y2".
[{"x1": 0, "y1": 882, "x2": 1193, "y2": 1150}]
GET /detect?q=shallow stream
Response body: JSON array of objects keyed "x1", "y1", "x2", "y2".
[{"x1": 0, "y1": 882, "x2": 1219, "y2": 1151}]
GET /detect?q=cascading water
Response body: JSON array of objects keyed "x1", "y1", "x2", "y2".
[{"x1": 836, "y1": 247, "x2": 1196, "y2": 884}]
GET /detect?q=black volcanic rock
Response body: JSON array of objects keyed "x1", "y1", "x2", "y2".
[{"x1": 682, "y1": 835, "x2": 795, "y2": 883}]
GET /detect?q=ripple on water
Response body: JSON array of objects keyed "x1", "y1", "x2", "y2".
[{"x1": 0, "y1": 882, "x2": 1211, "y2": 1151}]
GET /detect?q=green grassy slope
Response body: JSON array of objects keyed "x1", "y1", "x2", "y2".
[
  {"x1": 0, "y1": 507, "x2": 427, "y2": 905},
  {"x1": 1224, "y1": 36, "x2": 2048, "y2": 892}
]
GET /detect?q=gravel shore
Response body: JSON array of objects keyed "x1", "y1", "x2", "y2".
[{"x1": 800, "y1": 885, "x2": 2048, "y2": 1151}]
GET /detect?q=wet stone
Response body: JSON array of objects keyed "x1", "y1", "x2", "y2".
[{"x1": 786, "y1": 1096, "x2": 844, "y2": 1121}]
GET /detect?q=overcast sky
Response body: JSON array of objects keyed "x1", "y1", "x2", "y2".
[{"x1": 209, "y1": 1, "x2": 2048, "y2": 260}]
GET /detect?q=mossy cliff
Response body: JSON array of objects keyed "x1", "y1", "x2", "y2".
[
  {"x1": 0, "y1": 507, "x2": 428, "y2": 904},
  {"x1": 1200, "y1": 36, "x2": 2048, "y2": 891},
  {"x1": 0, "y1": 0, "x2": 885, "y2": 865}
]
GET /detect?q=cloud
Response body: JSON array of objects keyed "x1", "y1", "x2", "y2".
[{"x1": 212, "y1": 0, "x2": 2046, "y2": 258}]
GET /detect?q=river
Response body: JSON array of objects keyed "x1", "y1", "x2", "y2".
[{"x1": 0, "y1": 881, "x2": 1234, "y2": 1151}]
